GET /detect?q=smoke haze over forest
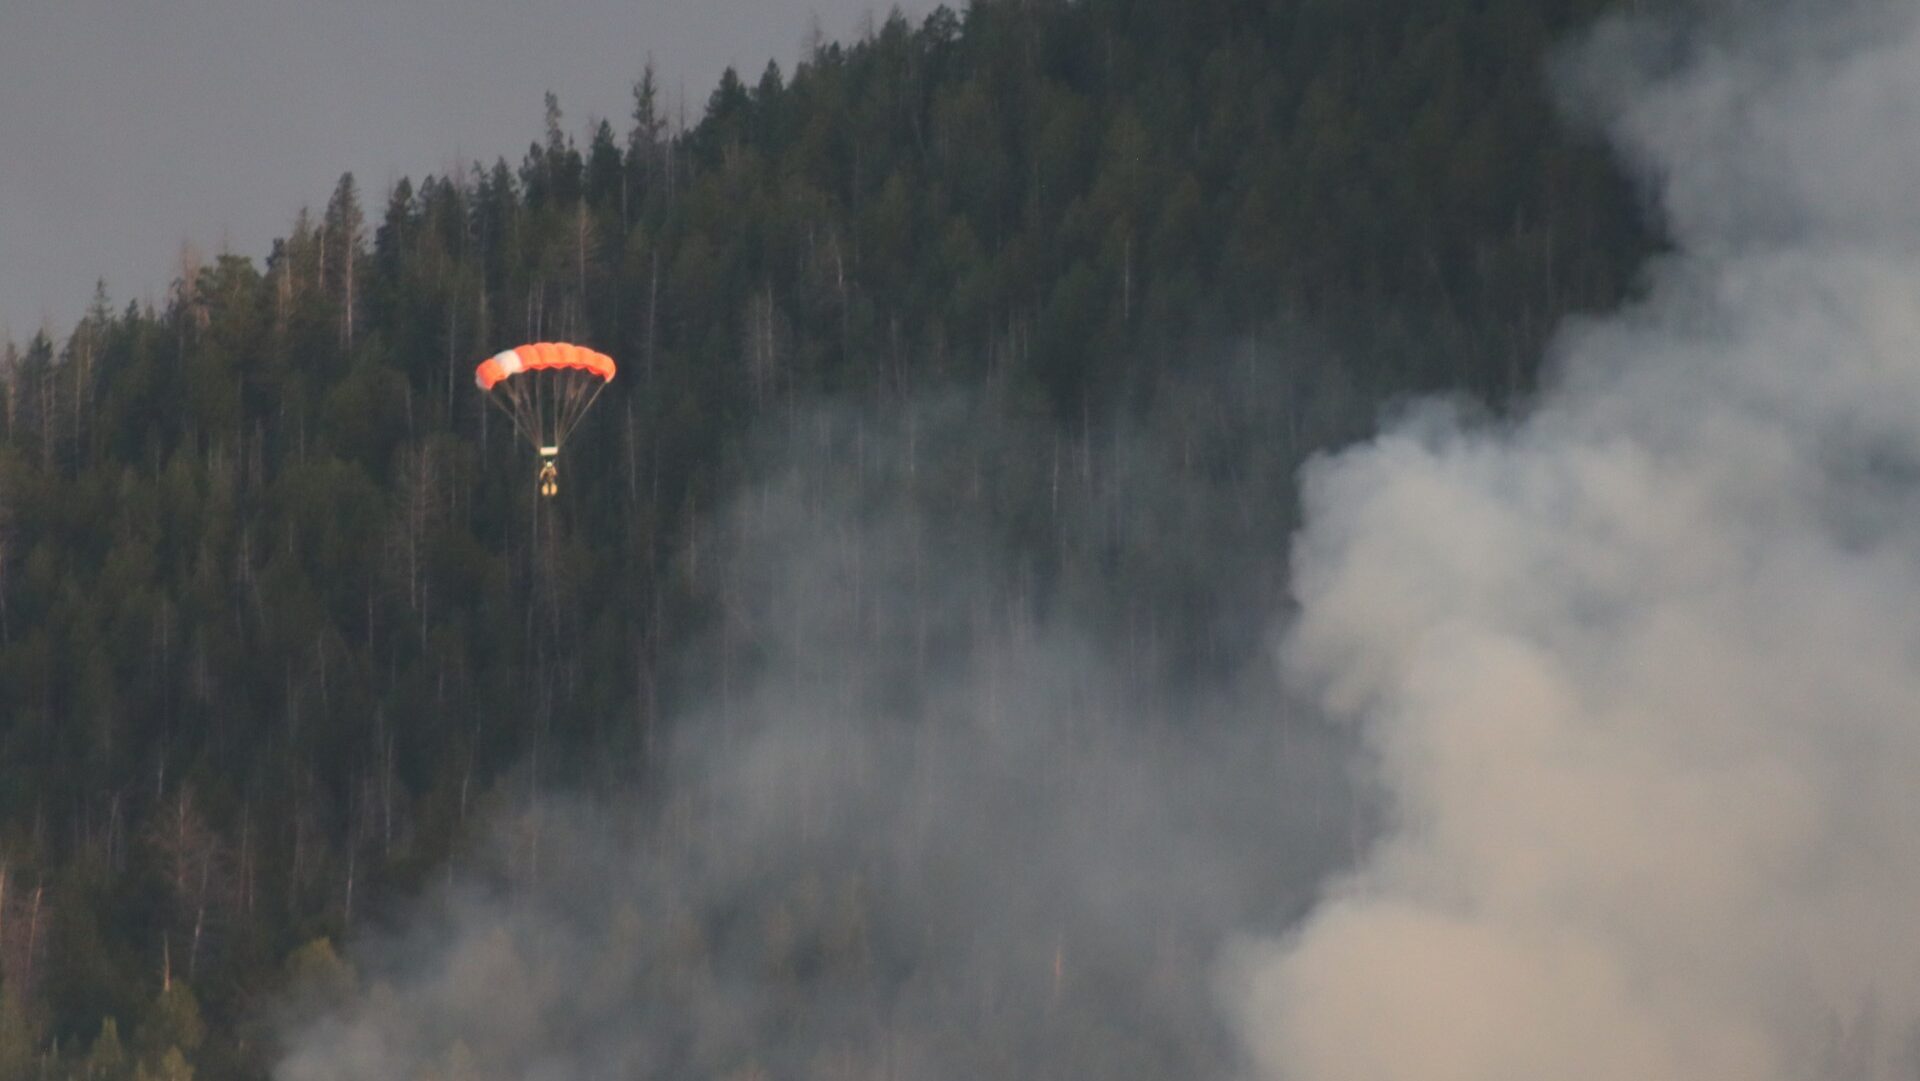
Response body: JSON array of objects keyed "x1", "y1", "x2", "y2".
[
  {"x1": 1242, "y1": 3, "x2": 1920, "y2": 1078},
  {"x1": 268, "y1": 3, "x2": 1920, "y2": 1079},
  {"x1": 275, "y1": 394, "x2": 1360, "y2": 1080},
  {"x1": 17, "y1": 0, "x2": 1918, "y2": 1078}
]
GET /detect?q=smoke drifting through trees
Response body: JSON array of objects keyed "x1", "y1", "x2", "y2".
[
  {"x1": 1238, "y1": 2, "x2": 1920, "y2": 1079},
  {"x1": 275, "y1": 384, "x2": 1358, "y2": 1081},
  {"x1": 0, "y1": 2, "x2": 1663, "y2": 1071}
]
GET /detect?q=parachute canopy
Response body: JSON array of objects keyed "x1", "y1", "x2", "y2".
[
  {"x1": 475, "y1": 341, "x2": 615, "y2": 450},
  {"x1": 474, "y1": 341, "x2": 616, "y2": 391},
  {"x1": 475, "y1": 342, "x2": 616, "y2": 496}
]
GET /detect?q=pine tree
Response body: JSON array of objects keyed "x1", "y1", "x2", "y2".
[{"x1": 323, "y1": 174, "x2": 365, "y2": 353}]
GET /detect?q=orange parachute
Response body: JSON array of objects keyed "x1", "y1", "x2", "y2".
[{"x1": 475, "y1": 342, "x2": 616, "y2": 497}]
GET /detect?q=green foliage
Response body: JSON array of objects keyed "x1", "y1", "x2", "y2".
[
  {"x1": 79, "y1": 1017, "x2": 127, "y2": 1081},
  {"x1": 281, "y1": 939, "x2": 354, "y2": 1010},
  {"x1": 131, "y1": 1048, "x2": 191, "y2": 1081},
  {"x1": 133, "y1": 986, "x2": 202, "y2": 1064},
  {"x1": 0, "y1": 988, "x2": 38, "y2": 1081}
]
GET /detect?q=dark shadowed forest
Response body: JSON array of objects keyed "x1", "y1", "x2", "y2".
[{"x1": 0, "y1": 1, "x2": 1657, "y2": 1078}]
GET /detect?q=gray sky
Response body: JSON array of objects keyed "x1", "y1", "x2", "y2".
[{"x1": 0, "y1": 0, "x2": 929, "y2": 343}]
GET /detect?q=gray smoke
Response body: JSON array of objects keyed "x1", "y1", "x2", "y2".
[
  {"x1": 273, "y1": 381, "x2": 1359, "y2": 1081},
  {"x1": 1235, "y1": 3, "x2": 1920, "y2": 1079}
]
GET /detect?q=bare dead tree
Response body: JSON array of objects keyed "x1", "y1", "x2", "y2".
[
  {"x1": 144, "y1": 789, "x2": 230, "y2": 985},
  {"x1": 0, "y1": 863, "x2": 50, "y2": 1001}
]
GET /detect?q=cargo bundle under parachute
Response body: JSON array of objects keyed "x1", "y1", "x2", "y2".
[{"x1": 474, "y1": 342, "x2": 616, "y2": 497}]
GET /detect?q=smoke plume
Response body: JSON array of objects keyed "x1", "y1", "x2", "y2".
[
  {"x1": 1237, "y1": 3, "x2": 1920, "y2": 1079},
  {"x1": 273, "y1": 386, "x2": 1356, "y2": 1081}
]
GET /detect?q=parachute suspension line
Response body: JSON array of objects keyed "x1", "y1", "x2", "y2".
[
  {"x1": 567, "y1": 377, "x2": 610, "y2": 448},
  {"x1": 554, "y1": 370, "x2": 601, "y2": 449},
  {"x1": 487, "y1": 380, "x2": 539, "y2": 452},
  {"x1": 533, "y1": 366, "x2": 549, "y2": 448},
  {"x1": 486, "y1": 376, "x2": 555, "y2": 497},
  {"x1": 554, "y1": 371, "x2": 578, "y2": 444},
  {"x1": 520, "y1": 373, "x2": 546, "y2": 448}
]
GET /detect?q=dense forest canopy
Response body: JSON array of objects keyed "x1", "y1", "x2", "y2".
[{"x1": 0, "y1": 0, "x2": 1656, "y2": 1078}]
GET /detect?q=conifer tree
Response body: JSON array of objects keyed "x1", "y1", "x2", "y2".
[{"x1": 323, "y1": 174, "x2": 365, "y2": 353}]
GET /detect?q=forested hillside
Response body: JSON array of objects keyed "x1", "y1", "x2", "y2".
[{"x1": 0, "y1": 1, "x2": 1654, "y2": 1078}]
